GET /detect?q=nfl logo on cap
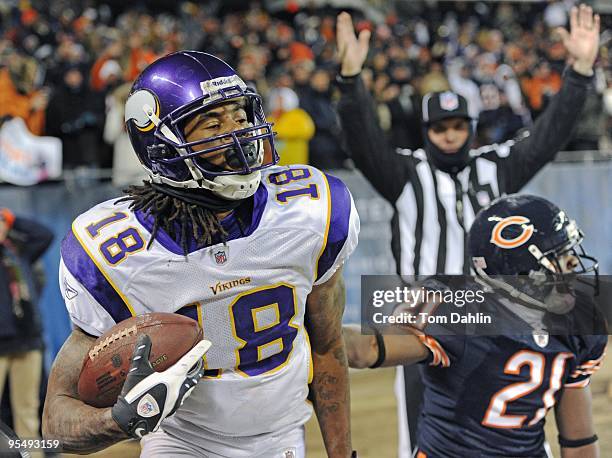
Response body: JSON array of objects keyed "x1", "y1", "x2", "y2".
[
  {"x1": 423, "y1": 90, "x2": 470, "y2": 124},
  {"x1": 439, "y1": 91, "x2": 459, "y2": 111}
]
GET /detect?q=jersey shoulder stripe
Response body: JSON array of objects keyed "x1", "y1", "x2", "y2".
[
  {"x1": 61, "y1": 226, "x2": 135, "y2": 322},
  {"x1": 418, "y1": 335, "x2": 451, "y2": 367},
  {"x1": 315, "y1": 172, "x2": 352, "y2": 282}
]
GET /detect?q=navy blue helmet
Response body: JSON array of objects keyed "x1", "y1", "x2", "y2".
[
  {"x1": 124, "y1": 51, "x2": 279, "y2": 200},
  {"x1": 468, "y1": 194, "x2": 599, "y2": 308}
]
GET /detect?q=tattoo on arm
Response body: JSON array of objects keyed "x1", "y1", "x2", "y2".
[
  {"x1": 43, "y1": 328, "x2": 126, "y2": 453},
  {"x1": 307, "y1": 269, "x2": 352, "y2": 457},
  {"x1": 308, "y1": 271, "x2": 346, "y2": 354}
]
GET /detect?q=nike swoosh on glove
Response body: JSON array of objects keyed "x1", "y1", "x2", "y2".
[{"x1": 111, "y1": 334, "x2": 211, "y2": 438}]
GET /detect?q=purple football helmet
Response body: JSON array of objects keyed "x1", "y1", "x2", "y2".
[{"x1": 125, "y1": 51, "x2": 278, "y2": 199}]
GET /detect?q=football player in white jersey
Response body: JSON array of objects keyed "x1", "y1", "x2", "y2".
[{"x1": 42, "y1": 51, "x2": 359, "y2": 458}]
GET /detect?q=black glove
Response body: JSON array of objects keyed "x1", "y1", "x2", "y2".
[{"x1": 111, "y1": 334, "x2": 211, "y2": 439}]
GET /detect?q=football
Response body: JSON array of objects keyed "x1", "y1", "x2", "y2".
[{"x1": 77, "y1": 312, "x2": 204, "y2": 408}]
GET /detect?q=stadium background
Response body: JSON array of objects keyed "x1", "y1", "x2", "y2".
[{"x1": 0, "y1": 0, "x2": 611, "y2": 456}]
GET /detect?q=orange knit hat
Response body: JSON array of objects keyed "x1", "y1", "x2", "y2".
[{"x1": 0, "y1": 208, "x2": 15, "y2": 228}]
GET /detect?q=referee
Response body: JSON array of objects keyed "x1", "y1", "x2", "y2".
[{"x1": 335, "y1": 7, "x2": 599, "y2": 456}]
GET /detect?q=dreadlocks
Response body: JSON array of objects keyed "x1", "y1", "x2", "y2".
[{"x1": 117, "y1": 182, "x2": 228, "y2": 255}]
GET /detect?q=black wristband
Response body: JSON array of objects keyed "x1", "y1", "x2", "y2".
[
  {"x1": 336, "y1": 72, "x2": 361, "y2": 84},
  {"x1": 369, "y1": 328, "x2": 386, "y2": 369},
  {"x1": 558, "y1": 434, "x2": 598, "y2": 448}
]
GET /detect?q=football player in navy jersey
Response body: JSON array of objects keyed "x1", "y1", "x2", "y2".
[
  {"x1": 344, "y1": 194, "x2": 607, "y2": 458},
  {"x1": 42, "y1": 51, "x2": 359, "y2": 458}
]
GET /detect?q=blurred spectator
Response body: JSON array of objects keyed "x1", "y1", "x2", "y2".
[
  {"x1": 544, "y1": 0, "x2": 570, "y2": 28},
  {"x1": 45, "y1": 65, "x2": 105, "y2": 169},
  {"x1": 124, "y1": 34, "x2": 157, "y2": 82},
  {"x1": 291, "y1": 59, "x2": 315, "y2": 100},
  {"x1": 469, "y1": 53, "x2": 530, "y2": 144},
  {"x1": 46, "y1": 33, "x2": 88, "y2": 87},
  {"x1": 268, "y1": 87, "x2": 315, "y2": 165},
  {"x1": 372, "y1": 72, "x2": 394, "y2": 132},
  {"x1": 521, "y1": 60, "x2": 563, "y2": 117},
  {"x1": 93, "y1": 56, "x2": 125, "y2": 169},
  {"x1": 289, "y1": 41, "x2": 314, "y2": 64},
  {"x1": 386, "y1": 78, "x2": 422, "y2": 150},
  {"x1": 447, "y1": 58, "x2": 483, "y2": 118},
  {"x1": 419, "y1": 60, "x2": 450, "y2": 95},
  {"x1": 0, "y1": 53, "x2": 48, "y2": 136},
  {"x1": 90, "y1": 40, "x2": 124, "y2": 92},
  {"x1": 237, "y1": 58, "x2": 268, "y2": 95},
  {"x1": 104, "y1": 82, "x2": 147, "y2": 187},
  {"x1": 0, "y1": 209, "x2": 53, "y2": 444},
  {"x1": 300, "y1": 68, "x2": 348, "y2": 170}
]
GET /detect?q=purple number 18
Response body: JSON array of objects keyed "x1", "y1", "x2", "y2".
[{"x1": 269, "y1": 168, "x2": 319, "y2": 204}]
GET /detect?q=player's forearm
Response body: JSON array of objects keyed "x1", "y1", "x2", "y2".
[
  {"x1": 561, "y1": 443, "x2": 599, "y2": 458},
  {"x1": 342, "y1": 324, "x2": 377, "y2": 368},
  {"x1": 42, "y1": 395, "x2": 126, "y2": 454},
  {"x1": 311, "y1": 338, "x2": 352, "y2": 458}
]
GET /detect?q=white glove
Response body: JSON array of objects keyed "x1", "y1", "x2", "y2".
[{"x1": 111, "y1": 334, "x2": 211, "y2": 438}]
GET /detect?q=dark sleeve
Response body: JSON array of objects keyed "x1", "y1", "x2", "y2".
[
  {"x1": 415, "y1": 292, "x2": 467, "y2": 369},
  {"x1": 565, "y1": 334, "x2": 607, "y2": 388},
  {"x1": 336, "y1": 74, "x2": 412, "y2": 203},
  {"x1": 390, "y1": 279, "x2": 468, "y2": 368},
  {"x1": 500, "y1": 68, "x2": 593, "y2": 193},
  {"x1": 418, "y1": 334, "x2": 466, "y2": 368},
  {"x1": 9, "y1": 217, "x2": 54, "y2": 262}
]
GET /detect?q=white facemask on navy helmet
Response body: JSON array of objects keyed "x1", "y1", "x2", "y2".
[
  {"x1": 469, "y1": 194, "x2": 599, "y2": 311},
  {"x1": 125, "y1": 51, "x2": 279, "y2": 200}
]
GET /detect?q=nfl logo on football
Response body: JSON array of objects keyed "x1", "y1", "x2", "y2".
[{"x1": 214, "y1": 249, "x2": 228, "y2": 265}]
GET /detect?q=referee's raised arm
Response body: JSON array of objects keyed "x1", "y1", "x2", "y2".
[
  {"x1": 500, "y1": 4, "x2": 600, "y2": 193},
  {"x1": 336, "y1": 12, "x2": 412, "y2": 204}
]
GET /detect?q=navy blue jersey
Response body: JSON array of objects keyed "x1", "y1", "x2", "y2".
[{"x1": 415, "y1": 290, "x2": 607, "y2": 458}]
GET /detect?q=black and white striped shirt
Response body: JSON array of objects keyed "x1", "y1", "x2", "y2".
[
  {"x1": 391, "y1": 138, "x2": 523, "y2": 276},
  {"x1": 337, "y1": 69, "x2": 592, "y2": 277}
]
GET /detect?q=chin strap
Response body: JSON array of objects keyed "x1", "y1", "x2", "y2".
[{"x1": 474, "y1": 267, "x2": 549, "y2": 311}]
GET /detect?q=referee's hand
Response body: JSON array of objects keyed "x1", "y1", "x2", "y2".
[
  {"x1": 556, "y1": 4, "x2": 600, "y2": 76},
  {"x1": 336, "y1": 12, "x2": 371, "y2": 78}
]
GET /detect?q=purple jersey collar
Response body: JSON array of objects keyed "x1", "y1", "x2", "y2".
[{"x1": 134, "y1": 184, "x2": 268, "y2": 255}]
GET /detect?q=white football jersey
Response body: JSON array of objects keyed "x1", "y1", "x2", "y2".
[{"x1": 59, "y1": 165, "x2": 359, "y2": 441}]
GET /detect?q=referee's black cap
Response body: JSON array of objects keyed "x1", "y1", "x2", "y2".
[{"x1": 422, "y1": 91, "x2": 471, "y2": 124}]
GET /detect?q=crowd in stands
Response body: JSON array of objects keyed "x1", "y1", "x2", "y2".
[{"x1": 0, "y1": 0, "x2": 611, "y2": 182}]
